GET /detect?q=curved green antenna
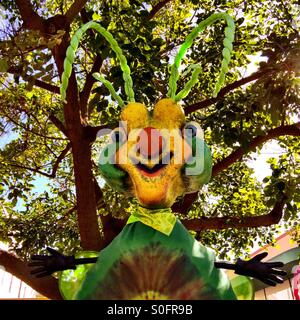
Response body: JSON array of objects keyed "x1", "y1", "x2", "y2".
[
  {"x1": 175, "y1": 65, "x2": 202, "y2": 101},
  {"x1": 92, "y1": 72, "x2": 125, "y2": 107},
  {"x1": 167, "y1": 12, "x2": 235, "y2": 100},
  {"x1": 60, "y1": 21, "x2": 135, "y2": 104}
]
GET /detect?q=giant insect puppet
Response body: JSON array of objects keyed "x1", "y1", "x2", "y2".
[{"x1": 28, "y1": 13, "x2": 287, "y2": 300}]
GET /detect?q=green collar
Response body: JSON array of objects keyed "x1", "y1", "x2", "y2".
[{"x1": 126, "y1": 206, "x2": 176, "y2": 236}]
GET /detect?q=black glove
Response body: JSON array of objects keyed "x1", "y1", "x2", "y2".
[
  {"x1": 234, "y1": 252, "x2": 287, "y2": 286},
  {"x1": 28, "y1": 247, "x2": 77, "y2": 278}
]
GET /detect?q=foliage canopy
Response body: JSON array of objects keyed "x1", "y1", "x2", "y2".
[{"x1": 0, "y1": 1, "x2": 299, "y2": 297}]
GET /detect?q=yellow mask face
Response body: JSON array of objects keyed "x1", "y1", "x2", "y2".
[
  {"x1": 114, "y1": 99, "x2": 193, "y2": 208},
  {"x1": 99, "y1": 99, "x2": 212, "y2": 209}
]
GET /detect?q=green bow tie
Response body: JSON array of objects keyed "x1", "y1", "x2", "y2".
[{"x1": 126, "y1": 206, "x2": 177, "y2": 236}]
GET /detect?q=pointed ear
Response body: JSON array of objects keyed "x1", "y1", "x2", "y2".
[
  {"x1": 152, "y1": 99, "x2": 185, "y2": 129},
  {"x1": 120, "y1": 102, "x2": 149, "y2": 131}
]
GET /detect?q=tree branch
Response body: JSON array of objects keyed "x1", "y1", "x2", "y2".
[
  {"x1": 4, "y1": 142, "x2": 71, "y2": 179},
  {"x1": 2, "y1": 111, "x2": 67, "y2": 141},
  {"x1": 184, "y1": 68, "x2": 274, "y2": 114},
  {"x1": 65, "y1": 0, "x2": 89, "y2": 24},
  {"x1": 181, "y1": 198, "x2": 286, "y2": 231},
  {"x1": 34, "y1": 80, "x2": 60, "y2": 94},
  {"x1": 212, "y1": 122, "x2": 300, "y2": 176},
  {"x1": 48, "y1": 114, "x2": 69, "y2": 139},
  {"x1": 15, "y1": 0, "x2": 45, "y2": 31},
  {"x1": 148, "y1": 0, "x2": 172, "y2": 20},
  {"x1": 57, "y1": 206, "x2": 77, "y2": 224},
  {"x1": 80, "y1": 55, "x2": 103, "y2": 119},
  {"x1": 3, "y1": 163, "x2": 54, "y2": 178},
  {"x1": 50, "y1": 142, "x2": 72, "y2": 177},
  {"x1": 0, "y1": 249, "x2": 62, "y2": 299},
  {"x1": 173, "y1": 122, "x2": 300, "y2": 214},
  {"x1": 171, "y1": 192, "x2": 201, "y2": 214},
  {"x1": 7, "y1": 67, "x2": 60, "y2": 94},
  {"x1": 83, "y1": 123, "x2": 117, "y2": 143}
]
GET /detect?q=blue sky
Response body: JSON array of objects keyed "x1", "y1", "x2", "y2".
[{"x1": 0, "y1": 132, "x2": 51, "y2": 211}]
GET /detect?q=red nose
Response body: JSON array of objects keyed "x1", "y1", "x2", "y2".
[{"x1": 137, "y1": 127, "x2": 163, "y2": 158}]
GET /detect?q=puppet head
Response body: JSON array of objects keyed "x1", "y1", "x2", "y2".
[
  {"x1": 99, "y1": 99, "x2": 212, "y2": 208},
  {"x1": 60, "y1": 13, "x2": 235, "y2": 209}
]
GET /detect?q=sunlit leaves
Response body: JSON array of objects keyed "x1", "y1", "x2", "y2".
[{"x1": 0, "y1": 0, "x2": 299, "y2": 261}]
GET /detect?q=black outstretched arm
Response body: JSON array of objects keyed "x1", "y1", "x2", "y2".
[
  {"x1": 28, "y1": 247, "x2": 98, "y2": 278},
  {"x1": 214, "y1": 252, "x2": 287, "y2": 286},
  {"x1": 30, "y1": 249, "x2": 287, "y2": 285}
]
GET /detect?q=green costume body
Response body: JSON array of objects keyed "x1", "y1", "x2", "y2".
[{"x1": 76, "y1": 219, "x2": 236, "y2": 300}]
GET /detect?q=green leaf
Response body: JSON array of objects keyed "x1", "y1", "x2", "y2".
[
  {"x1": 92, "y1": 12, "x2": 101, "y2": 20},
  {"x1": 97, "y1": 100, "x2": 109, "y2": 112},
  {"x1": 0, "y1": 58, "x2": 8, "y2": 72},
  {"x1": 152, "y1": 38, "x2": 164, "y2": 47}
]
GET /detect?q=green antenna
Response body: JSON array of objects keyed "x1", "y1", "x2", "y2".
[
  {"x1": 60, "y1": 21, "x2": 135, "y2": 105},
  {"x1": 167, "y1": 12, "x2": 235, "y2": 101},
  {"x1": 92, "y1": 72, "x2": 125, "y2": 108}
]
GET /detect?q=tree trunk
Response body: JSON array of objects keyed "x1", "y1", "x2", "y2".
[
  {"x1": 52, "y1": 35, "x2": 103, "y2": 250},
  {"x1": 0, "y1": 249, "x2": 62, "y2": 300},
  {"x1": 72, "y1": 140, "x2": 103, "y2": 250}
]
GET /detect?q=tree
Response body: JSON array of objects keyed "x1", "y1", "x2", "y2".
[{"x1": 0, "y1": 0, "x2": 299, "y2": 299}]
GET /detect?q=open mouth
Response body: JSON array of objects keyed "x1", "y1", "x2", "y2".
[{"x1": 134, "y1": 153, "x2": 173, "y2": 177}]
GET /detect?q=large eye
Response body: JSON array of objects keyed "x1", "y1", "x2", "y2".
[
  {"x1": 111, "y1": 128, "x2": 126, "y2": 144},
  {"x1": 182, "y1": 122, "x2": 202, "y2": 139}
]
